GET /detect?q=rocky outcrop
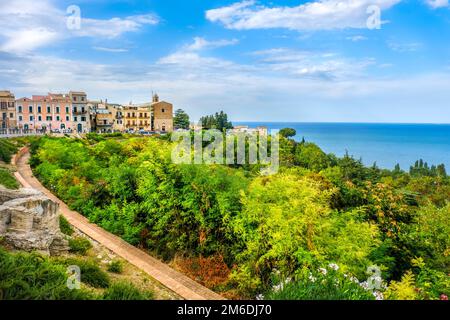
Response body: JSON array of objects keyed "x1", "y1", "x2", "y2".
[{"x1": 0, "y1": 186, "x2": 69, "y2": 255}]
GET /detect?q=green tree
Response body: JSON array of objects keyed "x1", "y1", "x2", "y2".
[
  {"x1": 279, "y1": 128, "x2": 297, "y2": 138},
  {"x1": 173, "y1": 109, "x2": 190, "y2": 129},
  {"x1": 200, "y1": 111, "x2": 232, "y2": 131}
]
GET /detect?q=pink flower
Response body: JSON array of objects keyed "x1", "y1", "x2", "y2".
[{"x1": 440, "y1": 294, "x2": 448, "y2": 301}]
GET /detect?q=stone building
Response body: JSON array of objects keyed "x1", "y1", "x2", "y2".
[
  {"x1": 151, "y1": 93, "x2": 173, "y2": 132},
  {"x1": 0, "y1": 90, "x2": 17, "y2": 129}
]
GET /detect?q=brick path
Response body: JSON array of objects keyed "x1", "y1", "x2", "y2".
[{"x1": 13, "y1": 148, "x2": 225, "y2": 300}]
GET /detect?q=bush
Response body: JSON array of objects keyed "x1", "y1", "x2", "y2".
[
  {"x1": 59, "y1": 215, "x2": 74, "y2": 236},
  {"x1": 69, "y1": 237, "x2": 93, "y2": 255},
  {"x1": 107, "y1": 260, "x2": 124, "y2": 274},
  {"x1": 63, "y1": 258, "x2": 110, "y2": 288},
  {"x1": 0, "y1": 139, "x2": 18, "y2": 163},
  {"x1": 102, "y1": 281, "x2": 153, "y2": 300},
  {"x1": 0, "y1": 168, "x2": 19, "y2": 189},
  {"x1": 265, "y1": 266, "x2": 376, "y2": 300},
  {"x1": 0, "y1": 248, "x2": 93, "y2": 300}
]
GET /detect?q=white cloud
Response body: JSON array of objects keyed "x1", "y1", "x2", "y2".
[
  {"x1": 425, "y1": 0, "x2": 449, "y2": 9},
  {"x1": 206, "y1": 0, "x2": 401, "y2": 31},
  {"x1": 93, "y1": 47, "x2": 129, "y2": 53},
  {"x1": 186, "y1": 37, "x2": 239, "y2": 51},
  {"x1": 387, "y1": 41, "x2": 423, "y2": 52},
  {"x1": 0, "y1": 0, "x2": 158, "y2": 53},
  {"x1": 346, "y1": 35, "x2": 368, "y2": 41}
]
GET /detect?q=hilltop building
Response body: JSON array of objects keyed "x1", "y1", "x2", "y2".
[
  {"x1": 0, "y1": 91, "x2": 16, "y2": 129},
  {"x1": 0, "y1": 90, "x2": 174, "y2": 134}
]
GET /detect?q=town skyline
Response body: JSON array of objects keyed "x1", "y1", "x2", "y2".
[{"x1": 1, "y1": 1, "x2": 450, "y2": 123}]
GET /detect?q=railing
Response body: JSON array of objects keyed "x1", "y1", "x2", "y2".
[{"x1": 0, "y1": 128, "x2": 46, "y2": 137}]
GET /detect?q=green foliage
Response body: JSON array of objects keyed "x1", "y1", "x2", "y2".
[
  {"x1": 0, "y1": 248, "x2": 93, "y2": 300},
  {"x1": 102, "y1": 281, "x2": 153, "y2": 300},
  {"x1": 69, "y1": 237, "x2": 93, "y2": 255},
  {"x1": 0, "y1": 138, "x2": 18, "y2": 163},
  {"x1": 30, "y1": 135, "x2": 450, "y2": 300},
  {"x1": 0, "y1": 168, "x2": 19, "y2": 189},
  {"x1": 63, "y1": 258, "x2": 110, "y2": 288},
  {"x1": 200, "y1": 111, "x2": 233, "y2": 131},
  {"x1": 279, "y1": 128, "x2": 296, "y2": 138},
  {"x1": 266, "y1": 267, "x2": 375, "y2": 300},
  {"x1": 107, "y1": 260, "x2": 124, "y2": 274},
  {"x1": 294, "y1": 142, "x2": 331, "y2": 171},
  {"x1": 174, "y1": 109, "x2": 190, "y2": 129},
  {"x1": 59, "y1": 215, "x2": 74, "y2": 236},
  {"x1": 230, "y1": 171, "x2": 380, "y2": 295}
]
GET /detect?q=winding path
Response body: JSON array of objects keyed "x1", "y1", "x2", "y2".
[{"x1": 13, "y1": 147, "x2": 225, "y2": 301}]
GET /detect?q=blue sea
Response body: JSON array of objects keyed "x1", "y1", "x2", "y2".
[{"x1": 235, "y1": 122, "x2": 450, "y2": 170}]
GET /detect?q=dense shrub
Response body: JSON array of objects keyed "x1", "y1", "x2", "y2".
[
  {"x1": 59, "y1": 215, "x2": 74, "y2": 236},
  {"x1": 0, "y1": 168, "x2": 19, "y2": 189},
  {"x1": 0, "y1": 139, "x2": 18, "y2": 163},
  {"x1": 62, "y1": 258, "x2": 110, "y2": 288},
  {"x1": 0, "y1": 248, "x2": 93, "y2": 300},
  {"x1": 107, "y1": 260, "x2": 124, "y2": 274},
  {"x1": 69, "y1": 237, "x2": 93, "y2": 255},
  {"x1": 29, "y1": 135, "x2": 450, "y2": 300}
]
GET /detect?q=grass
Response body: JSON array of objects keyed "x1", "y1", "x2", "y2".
[
  {"x1": 62, "y1": 257, "x2": 110, "y2": 289},
  {"x1": 69, "y1": 237, "x2": 93, "y2": 255},
  {"x1": 0, "y1": 168, "x2": 19, "y2": 189},
  {"x1": 107, "y1": 260, "x2": 124, "y2": 274},
  {"x1": 0, "y1": 247, "x2": 94, "y2": 300},
  {"x1": 102, "y1": 281, "x2": 153, "y2": 300},
  {"x1": 0, "y1": 139, "x2": 18, "y2": 163},
  {"x1": 59, "y1": 215, "x2": 74, "y2": 236}
]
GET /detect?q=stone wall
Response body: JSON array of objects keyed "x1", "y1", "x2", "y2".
[{"x1": 0, "y1": 186, "x2": 68, "y2": 255}]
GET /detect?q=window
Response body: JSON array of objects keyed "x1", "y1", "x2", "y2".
[
  {"x1": 47, "y1": 106, "x2": 51, "y2": 113},
  {"x1": 74, "y1": 116, "x2": 78, "y2": 121},
  {"x1": 56, "y1": 106, "x2": 60, "y2": 113},
  {"x1": 46, "y1": 116, "x2": 52, "y2": 121},
  {"x1": 29, "y1": 106, "x2": 33, "y2": 113},
  {"x1": 73, "y1": 107, "x2": 77, "y2": 113},
  {"x1": 56, "y1": 116, "x2": 60, "y2": 121},
  {"x1": 81, "y1": 97, "x2": 85, "y2": 101},
  {"x1": 37, "y1": 106, "x2": 41, "y2": 113},
  {"x1": 139, "y1": 113, "x2": 143, "y2": 118},
  {"x1": 66, "y1": 107, "x2": 69, "y2": 113},
  {"x1": 73, "y1": 97, "x2": 77, "y2": 102},
  {"x1": 66, "y1": 116, "x2": 70, "y2": 121},
  {"x1": 19, "y1": 116, "x2": 23, "y2": 121},
  {"x1": 29, "y1": 116, "x2": 34, "y2": 121},
  {"x1": 162, "y1": 108, "x2": 165, "y2": 113},
  {"x1": 81, "y1": 116, "x2": 86, "y2": 122},
  {"x1": 38, "y1": 116, "x2": 42, "y2": 121},
  {"x1": 10, "y1": 113, "x2": 13, "y2": 118},
  {"x1": 18, "y1": 106, "x2": 22, "y2": 113}
]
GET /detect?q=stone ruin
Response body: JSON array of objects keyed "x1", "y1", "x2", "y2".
[{"x1": 0, "y1": 186, "x2": 69, "y2": 255}]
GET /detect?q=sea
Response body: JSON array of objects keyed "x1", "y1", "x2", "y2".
[{"x1": 234, "y1": 122, "x2": 450, "y2": 170}]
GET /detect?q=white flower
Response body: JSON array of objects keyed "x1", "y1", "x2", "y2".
[
  {"x1": 272, "y1": 283, "x2": 283, "y2": 292},
  {"x1": 284, "y1": 277, "x2": 292, "y2": 284},
  {"x1": 256, "y1": 294, "x2": 264, "y2": 300},
  {"x1": 318, "y1": 268, "x2": 327, "y2": 275},
  {"x1": 308, "y1": 274, "x2": 317, "y2": 282},
  {"x1": 373, "y1": 291, "x2": 384, "y2": 300},
  {"x1": 350, "y1": 276, "x2": 359, "y2": 284},
  {"x1": 328, "y1": 263, "x2": 339, "y2": 271}
]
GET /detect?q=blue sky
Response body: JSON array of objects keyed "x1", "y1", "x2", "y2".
[{"x1": 1, "y1": 0, "x2": 450, "y2": 122}]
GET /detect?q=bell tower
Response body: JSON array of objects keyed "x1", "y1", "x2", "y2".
[{"x1": 152, "y1": 93, "x2": 159, "y2": 103}]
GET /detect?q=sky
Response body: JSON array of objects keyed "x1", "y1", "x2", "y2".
[{"x1": 1, "y1": 0, "x2": 450, "y2": 123}]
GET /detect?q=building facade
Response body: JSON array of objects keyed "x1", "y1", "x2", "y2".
[
  {"x1": 0, "y1": 91, "x2": 17, "y2": 129},
  {"x1": 69, "y1": 91, "x2": 90, "y2": 133},
  {"x1": 16, "y1": 93, "x2": 72, "y2": 131}
]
